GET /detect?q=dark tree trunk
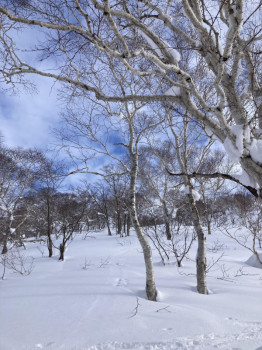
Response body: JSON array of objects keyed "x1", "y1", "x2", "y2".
[
  {"x1": 207, "y1": 220, "x2": 212, "y2": 235},
  {"x1": 117, "y1": 211, "x2": 122, "y2": 236},
  {"x1": 1, "y1": 239, "x2": 8, "y2": 255},
  {"x1": 163, "y1": 201, "x2": 171, "y2": 240},
  {"x1": 59, "y1": 243, "x2": 65, "y2": 261},
  {"x1": 165, "y1": 221, "x2": 171, "y2": 240},
  {"x1": 123, "y1": 213, "x2": 127, "y2": 236},
  {"x1": 106, "y1": 219, "x2": 112, "y2": 236},
  {"x1": 47, "y1": 237, "x2": 53, "y2": 257},
  {"x1": 104, "y1": 205, "x2": 112, "y2": 236},
  {"x1": 47, "y1": 198, "x2": 53, "y2": 257},
  {"x1": 126, "y1": 213, "x2": 130, "y2": 236}
]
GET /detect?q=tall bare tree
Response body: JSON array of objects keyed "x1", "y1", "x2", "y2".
[
  {"x1": 0, "y1": 147, "x2": 43, "y2": 254},
  {"x1": 54, "y1": 192, "x2": 86, "y2": 261},
  {"x1": 56, "y1": 73, "x2": 163, "y2": 300},
  {"x1": 155, "y1": 111, "x2": 214, "y2": 294},
  {"x1": 33, "y1": 156, "x2": 65, "y2": 257},
  {"x1": 139, "y1": 144, "x2": 180, "y2": 240}
]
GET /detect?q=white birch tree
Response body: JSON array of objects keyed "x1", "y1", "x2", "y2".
[
  {"x1": 55, "y1": 70, "x2": 164, "y2": 300},
  {"x1": 157, "y1": 111, "x2": 214, "y2": 294},
  {"x1": 139, "y1": 144, "x2": 181, "y2": 240}
]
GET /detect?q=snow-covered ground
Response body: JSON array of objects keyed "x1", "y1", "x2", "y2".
[{"x1": 1, "y1": 228, "x2": 262, "y2": 350}]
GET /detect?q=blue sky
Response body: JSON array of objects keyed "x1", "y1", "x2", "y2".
[
  {"x1": 0, "y1": 70, "x2": 129, "y2": 188},
  {"x1": 0, "y1": 75, "x2": 60, "y2": 150},
  {"x1": 0, "y1": 75, "x2": 92, "y2": 187}
]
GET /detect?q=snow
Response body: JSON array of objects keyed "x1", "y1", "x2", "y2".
[
  {"x1": 192, "y1": 190, "x2": 200, "y2": 201},
  {"x1": 246, "y1": 253, "x2": 262, "y2": 269},
  {"x1": 180, "y1": 185, "x2": 200, "y2": 201},
  {"x1": 1, "y1": 229, "x2": 262, "y2": 350},
  {"x1": 10, "y1": 227, "x2": 16, "y2": 234},
  {"x1": 234, "y1": 169, "x2": 255, "y2": 188},
  {"x1": 162, "y1": 40, "x2": 181, "y2": 62},
  {"x1": 222, "y1": 123, "x2": 262, "y2": 186},
  {"x1": 232, "y1": 124, "x2": 244, "y2": 156},
  {"x1": 164, "y1": 86, "x2": 181, "y2": 96},
  {"x1": 223, "y1": 137, "x2": 241, "y2": 163},
  {"x1": 138, "y1": 31, "x2": 180, "y2": 63},
  {"x1": 204, "y1": 127, "x2": 214, "y2": 138},
  {"x1": 223, "y1": 125, "x2": 250, "y2": 163},
  {"x1": 248, "y1": 138, "x2": 262, "y2": 164},
  {"x1": 138, "y1": 30, "x2": 164, "y2": 59}
]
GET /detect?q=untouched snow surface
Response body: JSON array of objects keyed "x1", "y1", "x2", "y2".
[{"x1": 1, "y1": 229, "x2": 262, "y2": 350}]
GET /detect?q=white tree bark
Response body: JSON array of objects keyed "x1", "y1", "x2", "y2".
[
  {"x1": 166, "y1": 113, "x2": 209, "y2": 294},
  {"x1": 186, "y1": 180, "x2": 208, "y2": 295},
  {"x1": 130, "y1": 154, "x2": 157, "y2": 301}
]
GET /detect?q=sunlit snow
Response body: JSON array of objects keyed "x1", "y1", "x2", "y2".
[{"x1": 1, "y1": 229, "x2": 262, "y2": 350}]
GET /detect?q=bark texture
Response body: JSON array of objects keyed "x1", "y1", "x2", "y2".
[
  {"x1": 187, "y1": 184, "x2": 208, "y2": 295},
  {"x1": 130, "y1": 156, "x2": 157, "y2": 301}
]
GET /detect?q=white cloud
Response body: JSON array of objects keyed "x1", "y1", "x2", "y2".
[{"x1": 0, "y1": 76, "x2": 60, "y2": 149}]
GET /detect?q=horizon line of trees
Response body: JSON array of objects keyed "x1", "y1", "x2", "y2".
[{"x1": 0, "y1": 137, "x2": 259, "y2": 261}]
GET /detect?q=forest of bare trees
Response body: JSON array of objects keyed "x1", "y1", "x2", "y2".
[{"x1": 0, "y1": 1, "x2": 261, "y2": 301}]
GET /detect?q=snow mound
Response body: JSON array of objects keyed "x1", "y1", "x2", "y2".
[{"x1": 246, "y1": 253, "x2": 262, "y2": 269}]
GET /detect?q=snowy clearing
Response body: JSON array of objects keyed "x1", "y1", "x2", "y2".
[{"x1": 1, "y1": 229, "x2": 262, "y2": 350}]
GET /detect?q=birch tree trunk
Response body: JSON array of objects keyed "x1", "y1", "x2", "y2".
[
  {"x1": 187, "y1": 182, "x2": 208, "y2": 295},
  {"x1": 168, "y1": 113, "x2": 209, "y2": 295},
  {"x1": 130, "y1": 155, "x2": 157, "y2": 301}
]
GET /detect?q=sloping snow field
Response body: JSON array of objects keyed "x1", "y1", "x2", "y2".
[{"x1": 1, "y1": 228, "x2": 262, "y2": 350}]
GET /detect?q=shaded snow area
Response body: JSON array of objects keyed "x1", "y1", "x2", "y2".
[
  {"x1": 1, "y1": 229, "x2": 262, "y2": 350},
  {"x1": 246, "y1": 253, "x2": 262, "y2": 269}
]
